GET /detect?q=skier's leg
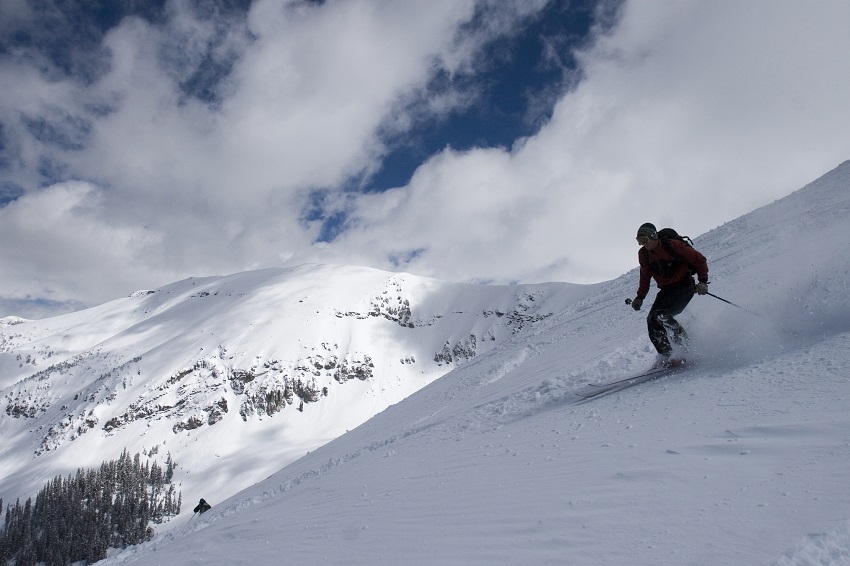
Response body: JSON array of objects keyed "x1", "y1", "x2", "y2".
[
  {"x1": 666, "y1": 281, "x2": 695, "y2": 350},
  {"x1": 647, "y1": 309, "x2": 673, "y2": 356},
  {"x1": 648, "y1": 280, "x2": 695, "y2": 357},
  {"x1": 665, "y1": 316, "x2": 689, "y2": 347}
]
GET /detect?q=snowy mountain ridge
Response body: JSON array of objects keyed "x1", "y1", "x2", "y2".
[{"x1": 0, "y1": 263, "x2": 595, "y2": 507}]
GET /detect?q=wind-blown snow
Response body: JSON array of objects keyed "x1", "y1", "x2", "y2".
[{"x1": 5, "y1": 162, "x2": 850, "y2": 565}]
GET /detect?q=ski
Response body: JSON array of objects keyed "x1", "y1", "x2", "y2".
[
  {"x1": 575, "y1": 363, "x2": 687, "y2": 400},
  {"x1": 587, "y1": 366, "x2": 672, "y2": 388}
]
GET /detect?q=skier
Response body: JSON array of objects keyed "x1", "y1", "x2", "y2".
[
  {"x1": 193, "y1": 498, "x2": 212, "y2": 514},
  {"x1": 630, "y1": 223, "x2": 709, "y2": 366}
]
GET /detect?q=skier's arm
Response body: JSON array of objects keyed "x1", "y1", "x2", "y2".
[
  {"x1": 636, "y1": 252, "x2": 651, "y2": 300},
  {"x1": 675, "y1": 242, "x2": 708, "y2": 283}
]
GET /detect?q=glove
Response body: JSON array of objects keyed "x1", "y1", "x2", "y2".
[
  {"x1": 630, "y1": 297, "x2": 643, "y2": 311},
  {"x1": 696, "y1": 282, "x2": 709, "y2": 295}
]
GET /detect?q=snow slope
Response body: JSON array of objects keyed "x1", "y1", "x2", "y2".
[
  {"x1": 0, "y1": 262, "x2": 595, "y2": 512},
  {"x1": 90, "y1": 161, "x2": 850, "y2": 565}
]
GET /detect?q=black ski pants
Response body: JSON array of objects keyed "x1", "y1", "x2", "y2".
[{"x1": 647, "y1": 278, "x2": 695, "y2": 357}]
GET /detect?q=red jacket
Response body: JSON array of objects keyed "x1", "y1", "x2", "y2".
[{"x1": 637, "y1": 239, "x2": 708, "y2": 300}]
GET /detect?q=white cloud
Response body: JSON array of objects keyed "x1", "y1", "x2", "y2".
[
  {"x1": 2, "y1": 0, "x2": 850, "y2": 317},
  {"x1": 0, "y1": 0, "x2": 493, "y2": 313},
  {"x1": 0, "y1": 182, "x2": 165, "y2": 304},
  {"x1": 326, "y1": 1, "x2": 850, "y2": 285}
]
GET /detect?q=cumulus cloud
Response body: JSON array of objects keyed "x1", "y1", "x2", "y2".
[
  {"x1": 326, "y1": 1, "x2": 850, "y2": 284},
  {"x1": 0, "y1": 182, "x2": 165, "y2": 304},
  {"x1": 1, "y1": 0, "x2": 494, "y2": 313},
  {"x1": 1, "y1": 0, "x2": 850, "y2": 318}
]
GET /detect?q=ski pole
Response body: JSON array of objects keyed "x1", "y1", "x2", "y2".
[
  {"x1": 187, "y1": 512, "x2": 198, "y2": 524},
  {"x1": 705, "y1": 292, "x2": 760, "y2": 316},
  {"x1": 628, "y1": 294, "x2": 759, "y2": 316}
]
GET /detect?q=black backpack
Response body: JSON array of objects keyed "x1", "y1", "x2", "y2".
[{"x1": 640, "y1": 228, "x2": 695, "y2": 277}]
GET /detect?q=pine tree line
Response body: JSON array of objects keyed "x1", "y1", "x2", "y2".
[{"x1": 0, "y1": 449, "x2": 181, "y2": 565}]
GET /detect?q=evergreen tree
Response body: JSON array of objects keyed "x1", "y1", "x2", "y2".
[
  {"x1": 164, "y1": 452, "x2": 175, "y2": 484},
  {"x1": 0, "y1": 449, "x2": 181, "y2": 565}
]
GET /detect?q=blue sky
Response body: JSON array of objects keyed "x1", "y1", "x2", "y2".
[
  {"x1": 364, "y1": 1, "x2": 599, "y2": 191},
  {"x1": 1, "y1": 0, "x2": 850, "y2": 319}
]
